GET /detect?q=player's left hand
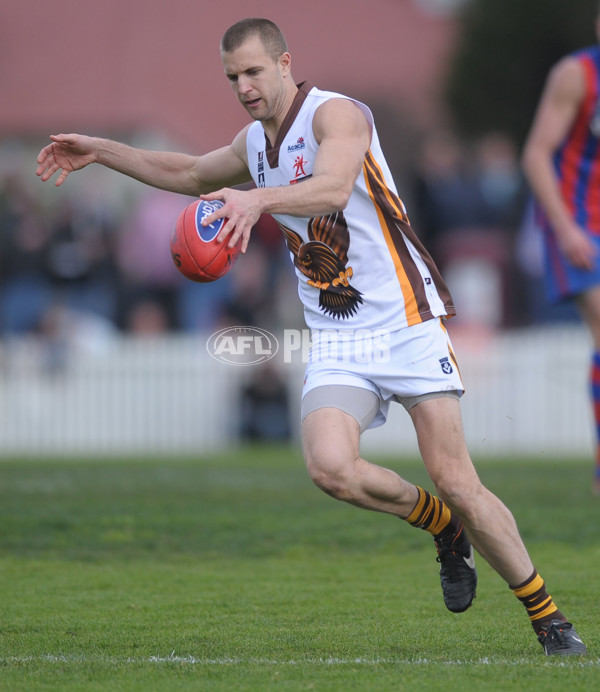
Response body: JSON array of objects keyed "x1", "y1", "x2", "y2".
[
  {"x1": 557, "y1": 222, "x2": 597, "y2": 271},
  {"x1": 200, "y1": 188, "x2": 262, "y2": 254}
]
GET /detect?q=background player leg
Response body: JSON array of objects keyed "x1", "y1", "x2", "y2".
[{"x1": 576, "y1": 284, "x2": 600, "y2": 494}]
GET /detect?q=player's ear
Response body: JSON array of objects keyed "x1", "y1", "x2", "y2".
[{"x1": 279, "y1": 51, "x2": 292, "y2": 77}]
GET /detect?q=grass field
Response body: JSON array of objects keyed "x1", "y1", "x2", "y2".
[{"x1": 0, "y1": 446, "x2": 597, "y2": 691}]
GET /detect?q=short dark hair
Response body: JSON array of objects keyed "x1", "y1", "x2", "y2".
[{"x1": 221, "y1": 18, "x2": 288, "y2": 62}]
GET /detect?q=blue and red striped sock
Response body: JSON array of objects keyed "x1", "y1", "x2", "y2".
[{"x1": 591, "y1": 352, "x2": 600, "y2": 482}]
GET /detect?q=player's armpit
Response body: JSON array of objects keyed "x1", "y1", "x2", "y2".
[{"x1": 193, "y1": 127, "x2": 252, "y2": 194}]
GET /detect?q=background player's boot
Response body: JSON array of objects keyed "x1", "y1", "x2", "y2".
[
  {"x1": 434, "y1": 523, "x2": 477, "y2": 613},
  {"x1": 537, "y1": 620, "x2": 587, "y2": 656}
]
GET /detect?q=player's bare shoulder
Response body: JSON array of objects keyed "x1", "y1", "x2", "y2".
[
  {"x1": 546, "y1": 55, "x2": 586, "y2": 104},
  {"x1": 312, "y1": 97, "x2": 371, "y2": 145},
  {"x1": 230, "y1": 124, "x2": 253, "y2": 166}
]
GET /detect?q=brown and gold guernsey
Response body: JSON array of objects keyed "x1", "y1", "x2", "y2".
[{"x1": 245, "y1": 82, "x2": 455, "y2": 332}]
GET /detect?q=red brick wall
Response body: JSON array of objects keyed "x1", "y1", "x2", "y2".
[{"x1": 1, "y1": 0, "x2": 457, "y2": 147}]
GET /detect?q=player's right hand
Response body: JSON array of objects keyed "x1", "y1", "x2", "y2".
[
  {"x1": 36, "y1": 134, "x2": 97, "y2": 187},
  {"x1": 200, "y1": 187, "x2": 262, "y2": 255}
]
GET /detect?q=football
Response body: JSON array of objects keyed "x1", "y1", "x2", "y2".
[{"x1": 170, "y1": 199, "x2": 241, "y2": 282}]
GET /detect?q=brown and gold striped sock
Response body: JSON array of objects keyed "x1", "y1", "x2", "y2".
[
  {"x1": 404, "y1": 485, "x2": 460, "y2": 537},
  {"x1": 510, "y1": 569, "x2": 565, "y2": 633}
]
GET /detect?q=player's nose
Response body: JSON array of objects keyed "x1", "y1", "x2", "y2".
[{"x1": 237, "y1": 75, "x2": 253, "y2": 94}]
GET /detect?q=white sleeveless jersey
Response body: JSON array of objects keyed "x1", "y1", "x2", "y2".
[{"x1": 245, "y1": 82, "x2": 455, "y2": 332}]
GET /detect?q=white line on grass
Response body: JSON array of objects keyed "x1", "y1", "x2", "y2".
[{"x1": 1, "y1": 654, "x2": 599, "y2": 668}]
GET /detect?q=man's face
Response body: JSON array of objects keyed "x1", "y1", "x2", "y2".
[{"x1": 222, "y1": 35, "x2": 289, "y2": 123}]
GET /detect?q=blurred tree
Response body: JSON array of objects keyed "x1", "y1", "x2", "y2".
[{"x1": 446, "y1": 0, "x2": 599, "y2": 146}]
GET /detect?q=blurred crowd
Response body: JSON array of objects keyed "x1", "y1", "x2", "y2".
[
  {"x1": 0, "y1": 132, "x2": 581, "y2": 445},
  {"x1": 0, "y1": 131, "x2": 579, "y2": 348},
  {"x1": 411, "y1": 128, "x2": 578, "y2": 333},
  {"x1": 0, "y1": 139, "x2": 303, "y2": 347}
]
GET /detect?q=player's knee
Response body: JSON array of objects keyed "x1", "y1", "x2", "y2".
[
  {"x1": 434, "y1": 474, "x2": 485, "y2": 520},
  {"x1": 304, "y1": 448, "x2": 355, "y2": 501},
  {"x1": 310, "y1": 468, "x2": 350, "y2": 500}
]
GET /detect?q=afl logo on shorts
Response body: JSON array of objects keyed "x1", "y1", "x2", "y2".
[
  {"x1": 195, "y1": 200, "x2": 225, "y2": 242},
  {"x1": 439, "y1": 357, "x2": 454, "y2": 375}
]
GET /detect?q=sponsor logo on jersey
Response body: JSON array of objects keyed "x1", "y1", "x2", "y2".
[
  {"x1": 290, "y1": 154, "x2": 310, "y2": 185},
  {"x1": 293, "y1": 155, "x2": 308, "y2": 178},
  {"x1": 287, "y1": 137, "x2": 306, "y2": 152},
  {"x1": 289, "y1": 175, "x2": 312, "y2": 185},
  {"x1": 257, "y1": 151, "x2": 265, "y2": 188}
]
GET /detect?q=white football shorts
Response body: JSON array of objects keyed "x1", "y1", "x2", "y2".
[{"x1": 301, "y1": 317, "x2": 464, "y2": 430}]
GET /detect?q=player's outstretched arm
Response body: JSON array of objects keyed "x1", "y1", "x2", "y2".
[{"x1": 36, "y1": 132, "x2": 252, "y2": 197}]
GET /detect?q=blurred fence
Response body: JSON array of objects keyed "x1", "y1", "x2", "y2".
[
  {"x1": 362, "y1": 324, "x2": 593, "y2": 459},
  {"x1": 0, "y1": 325, "x2": 593, "y2": 459}
]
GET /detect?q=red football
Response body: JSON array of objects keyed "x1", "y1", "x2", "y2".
[{"x1": 170, "y1": 199, "x2": 241, "y2": 282}]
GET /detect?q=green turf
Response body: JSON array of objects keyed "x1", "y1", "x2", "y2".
[{"x1": 0, "y1": 447, "x2": 597, "y2": 690}]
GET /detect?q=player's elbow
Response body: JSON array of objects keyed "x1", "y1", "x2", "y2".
[
  {"x1": 521, "y1": 140, "x2": 550, "y2": 182},
  {"x1": 327, "y1": 181, "x2": 353, "y2": 211}
]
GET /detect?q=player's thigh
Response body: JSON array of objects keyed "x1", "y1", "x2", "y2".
[
  {"x1": 409, "y1": 395, "x2": 480, "y2": 497},
  {"x1": 301, "y1": 406, "x2": 360, "y2": 470},
  {"x1": 577, "y1": 283, "x2": 600, "y2": 347},
  {"x1": 301, "y1": 384, "x2": 379, "y2": 469}
]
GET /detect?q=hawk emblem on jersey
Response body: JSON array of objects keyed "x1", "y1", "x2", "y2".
[{"x1": 278, "y1": 211, "x2": 363, "y2": 319}]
